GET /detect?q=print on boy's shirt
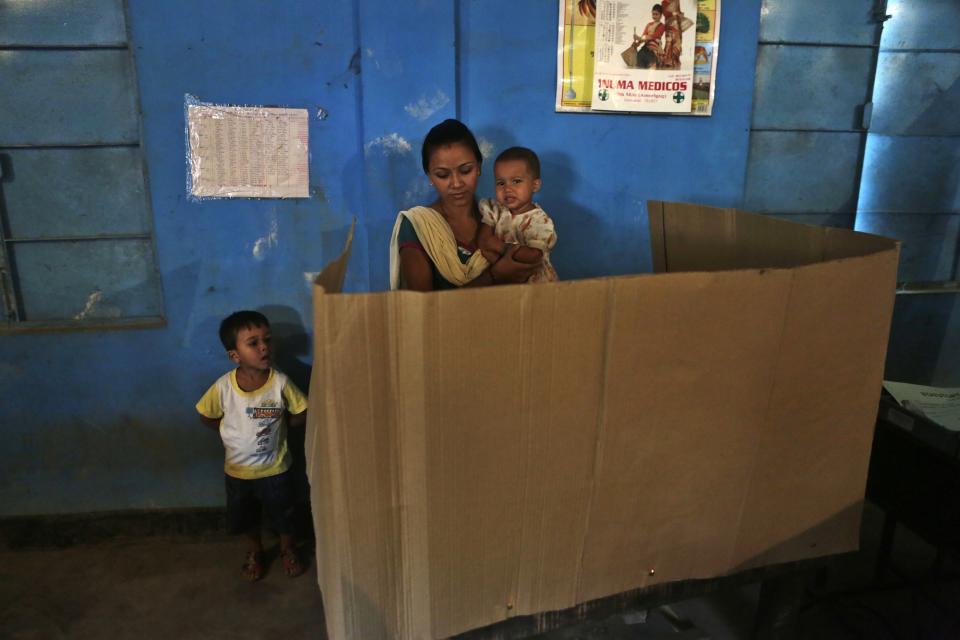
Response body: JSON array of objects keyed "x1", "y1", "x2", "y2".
[{"x1": 247, "y1": 406, "x2": 283, "y2": 419}]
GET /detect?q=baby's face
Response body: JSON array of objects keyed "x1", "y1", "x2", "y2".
[{"x1": 494, "y1": 159, "x2": 541, "y2": 215}]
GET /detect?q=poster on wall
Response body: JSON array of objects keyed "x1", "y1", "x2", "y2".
[
  {"x1": 555, "y1": 0, "x2": 598, "y2": 112},
  {"x1": 555, "y1": 0, "x2": 720, "y2": 115},
  {"x1": 185, "y1": 97, "x2": 310, "y2": 199},
  {"x1": 591, "y1": 0, "x2": 697, "y2": 113},
  {"x1": 692, "y1": 0, "x2": 719, "y2": 115}
]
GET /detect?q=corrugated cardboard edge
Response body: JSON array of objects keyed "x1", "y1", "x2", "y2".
[
  {"x1": 313, "y1": 219, "x2": 355, "y2": 295},
  {"x1": 648, "y1": 200, "x2": 898, "y2": 273},
  {"x1": 308, "y1": 219, "x2": 355, "y2": 639}
]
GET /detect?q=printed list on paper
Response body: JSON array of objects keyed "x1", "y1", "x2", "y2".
[{"x1": 187, "y1": 105, "x2": 309, "y2": 198}]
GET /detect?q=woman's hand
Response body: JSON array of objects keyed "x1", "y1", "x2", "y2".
[{"x1": 490, "y1": 245, "x2": 541, "y2": 284}]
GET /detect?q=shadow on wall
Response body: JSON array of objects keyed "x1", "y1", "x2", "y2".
[
  {"x1": 539, "y1": 151, "x2": 607, "y2": 280},
  {"x1": 258, "y1": 303, "x2": 314, "y2": 540}
]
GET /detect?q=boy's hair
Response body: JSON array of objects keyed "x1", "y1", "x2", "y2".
[
  {"x1": 421, "y1": 119, "x2": 483, "y2": 174},
  {"x1": 495, "y1": 146, "x2": 541, "y2": 179},
  {"x1": 219, "y1": 310, "x2": 270, "y2": 351}
]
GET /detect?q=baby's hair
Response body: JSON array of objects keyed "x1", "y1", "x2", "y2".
[
  {"x1": 495, "y1": 146, "x2": 541, "y2": 180},
  {"x1": 653, "y1": 3, "x2": 663, "y2": 11},
  {"x1": 421, "y1": 119, "x2": 483, "y2": 174},
  {"x1": 219, "y1": 310, "x2": 270, "y2": 351}
]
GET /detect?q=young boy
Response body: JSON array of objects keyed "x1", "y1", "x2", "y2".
[
  {"x1": 196, "y1": 310, "x2": 308, "y2": 581},
  {"x1": 477, "y1": 147, "x2": 558, "y2": 283}
]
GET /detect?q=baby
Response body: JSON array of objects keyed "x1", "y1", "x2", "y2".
[{"x1": 477, "y1": 147, "x2": 558, "y2": 283}]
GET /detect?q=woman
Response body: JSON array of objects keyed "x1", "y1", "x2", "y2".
[
  {"x1": 627, "y1": 4, "x2": 665, "y2": 70},
  {"x1": 389, "y1": 119, "x2": 540, "y2": 291},
  {"x1": 660, "y1": 0, "x2": 694, "y2": 70}
]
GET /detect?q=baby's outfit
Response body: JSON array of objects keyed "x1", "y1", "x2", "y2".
[{"x1": 479, "y1": 199, "x2": 558, "y2": 283}]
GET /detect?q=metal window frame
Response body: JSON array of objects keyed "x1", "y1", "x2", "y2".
[{"x1": 0, "y1": 0, "x2": 165, "y2": 333}]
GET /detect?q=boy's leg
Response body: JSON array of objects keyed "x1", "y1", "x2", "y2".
[
  {"x1": 226, "y1": 474, "x2": 265, "y2": 581},
  {"x1": 258, "y1": 471, "x2": 305, "y2": 577}
]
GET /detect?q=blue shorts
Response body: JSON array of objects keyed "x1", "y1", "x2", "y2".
[{"x1": 224, "y1": 470, "x2": 296, "y2": 535}]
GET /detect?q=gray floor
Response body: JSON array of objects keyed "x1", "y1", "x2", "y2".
[{"x1": 1, "y1": 503, "x2": 956, "y2": 639}]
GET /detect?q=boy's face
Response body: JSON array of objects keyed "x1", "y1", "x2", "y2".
[
  {"x1": 229, "y1": 323, "x2": 272, "y2": 371},
  {"x1": 494, "y1": 159, "x2": 541, "y2": 215}
]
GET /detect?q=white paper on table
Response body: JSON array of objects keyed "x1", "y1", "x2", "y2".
[
  {"x1": 883, "y1": 380, "x2": 960, "y2": 432},
  {"x1": 187, "y1": 104, "x2": 309, "y2": 198}
]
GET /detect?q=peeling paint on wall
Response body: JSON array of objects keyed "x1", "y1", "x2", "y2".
[
  {"x1": 363, "y1": 47, "x2": 382, "y2": 70},
  {"x1": 365, "y1": 133, "x2": 412, "y2": 156},
  {"x1": 404, "y1": 90, "x2": 450, "y2": 121},
  {"x1": 252, "y1": 215, "x2": 279, "y2": 260},
  {"x1": 478, "y1": 137, "x2": 495, "y2": 160},
  {"x1": 403, "y1": 178, "x2": 433, "y2": 206},
  {"x1": 303, "y1": 272, "x2": 320, "y2": 287},
  {"x1": 74, "y1": 290, "x2": 122, "y2": 320}
]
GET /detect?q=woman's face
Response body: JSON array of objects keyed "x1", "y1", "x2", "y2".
[{"x1": 427, "y1": 142, "x2": 481, "y2": 208}]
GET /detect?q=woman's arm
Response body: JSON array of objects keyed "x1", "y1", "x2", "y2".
[
  {"x1": 399, "y1": 246, "x2": 435, "y2": 291},
  {"x1": 462, "y1": 246, "x2": 540, "y2": 287},
  {"x1": 400, "y1": 240, "x2": 538, "y2": 290}
]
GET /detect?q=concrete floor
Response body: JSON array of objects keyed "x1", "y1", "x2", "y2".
[{"x1": 1, "y1": 503, "x2": 957, "y2": 639}]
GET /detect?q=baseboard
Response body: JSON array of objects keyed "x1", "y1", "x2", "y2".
[{"x1": 0, "y1": 507, "x2": 228, "y2": 549}]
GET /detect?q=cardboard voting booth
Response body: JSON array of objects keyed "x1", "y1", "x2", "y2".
[{"x1": 307, "y1": 201, "x2": 900, "y2": 639}]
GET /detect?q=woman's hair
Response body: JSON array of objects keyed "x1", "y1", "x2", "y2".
[
  {"x1": 653, "y1": 3, "x2": 663, "y2": 12},
  {"x1": 421, "y1": 119, "x2": 483, "y2": 174}
]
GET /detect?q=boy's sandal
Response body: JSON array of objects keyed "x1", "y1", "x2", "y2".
[
  {"x1": 241, "y1": 550, "x2": 264, "y2": 582},
  {"x1": 281, "y1": 547, "x2": 305, "y2": 578}
]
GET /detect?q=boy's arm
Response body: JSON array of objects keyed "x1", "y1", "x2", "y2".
[
  {"x1": 199, "y1": 415, "x2": 221, "y2": 431},
  {"x1": 283, "y1": 379, "x2": 308, "y2": 429},
  {"x1": 196, "y1": 383, "x2": 223, "y2": 432},
  {"x1": 288, "y1": 409, "x2": 307, "y2": 428}
]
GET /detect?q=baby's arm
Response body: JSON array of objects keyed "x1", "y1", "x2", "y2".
[
  {"x1": 477, "y1": 223, "x2": 506, "y2": 264},
  {"x1": 518, "y1": 209, "x2": 557, "y2": 259},
  {"x1": 477, "y1": 199, "x2": 508, "y2": 264},
  {"x1": 512, "y1": 245, "x2": 543, "y2": 264}
]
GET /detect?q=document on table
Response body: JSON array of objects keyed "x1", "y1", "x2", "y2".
[
  {"x1": 883, "y1": 381, "x2": 960, "y2": 432},
  {"x1": 187, "y1": 104, "x2": 309, "y2": 198}
]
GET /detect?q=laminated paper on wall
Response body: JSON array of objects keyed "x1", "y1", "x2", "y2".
[{"x1": 306, "y1": 202, "x2": 900, "y2": 639}]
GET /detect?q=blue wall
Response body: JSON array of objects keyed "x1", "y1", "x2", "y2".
[{"x1": 0, "y1": 0, "x2": 762, "y2": 516}]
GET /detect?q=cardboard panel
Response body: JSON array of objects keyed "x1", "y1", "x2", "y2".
[
  {"x1": 309, "y1": 292, "x2": 402, "y2": 639},
  {"x1": 732, "y1": 250, "x2": 899, "y2": 568},
  {"x1": 577, "y1": 269, "x2": 792, "y2": 602},
  {"x1": 655, "y1": 202, "x2": 826, "y2": 271},
  {"x1": 309, "y1": 202, "x2": 899, "y2": 639}
]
